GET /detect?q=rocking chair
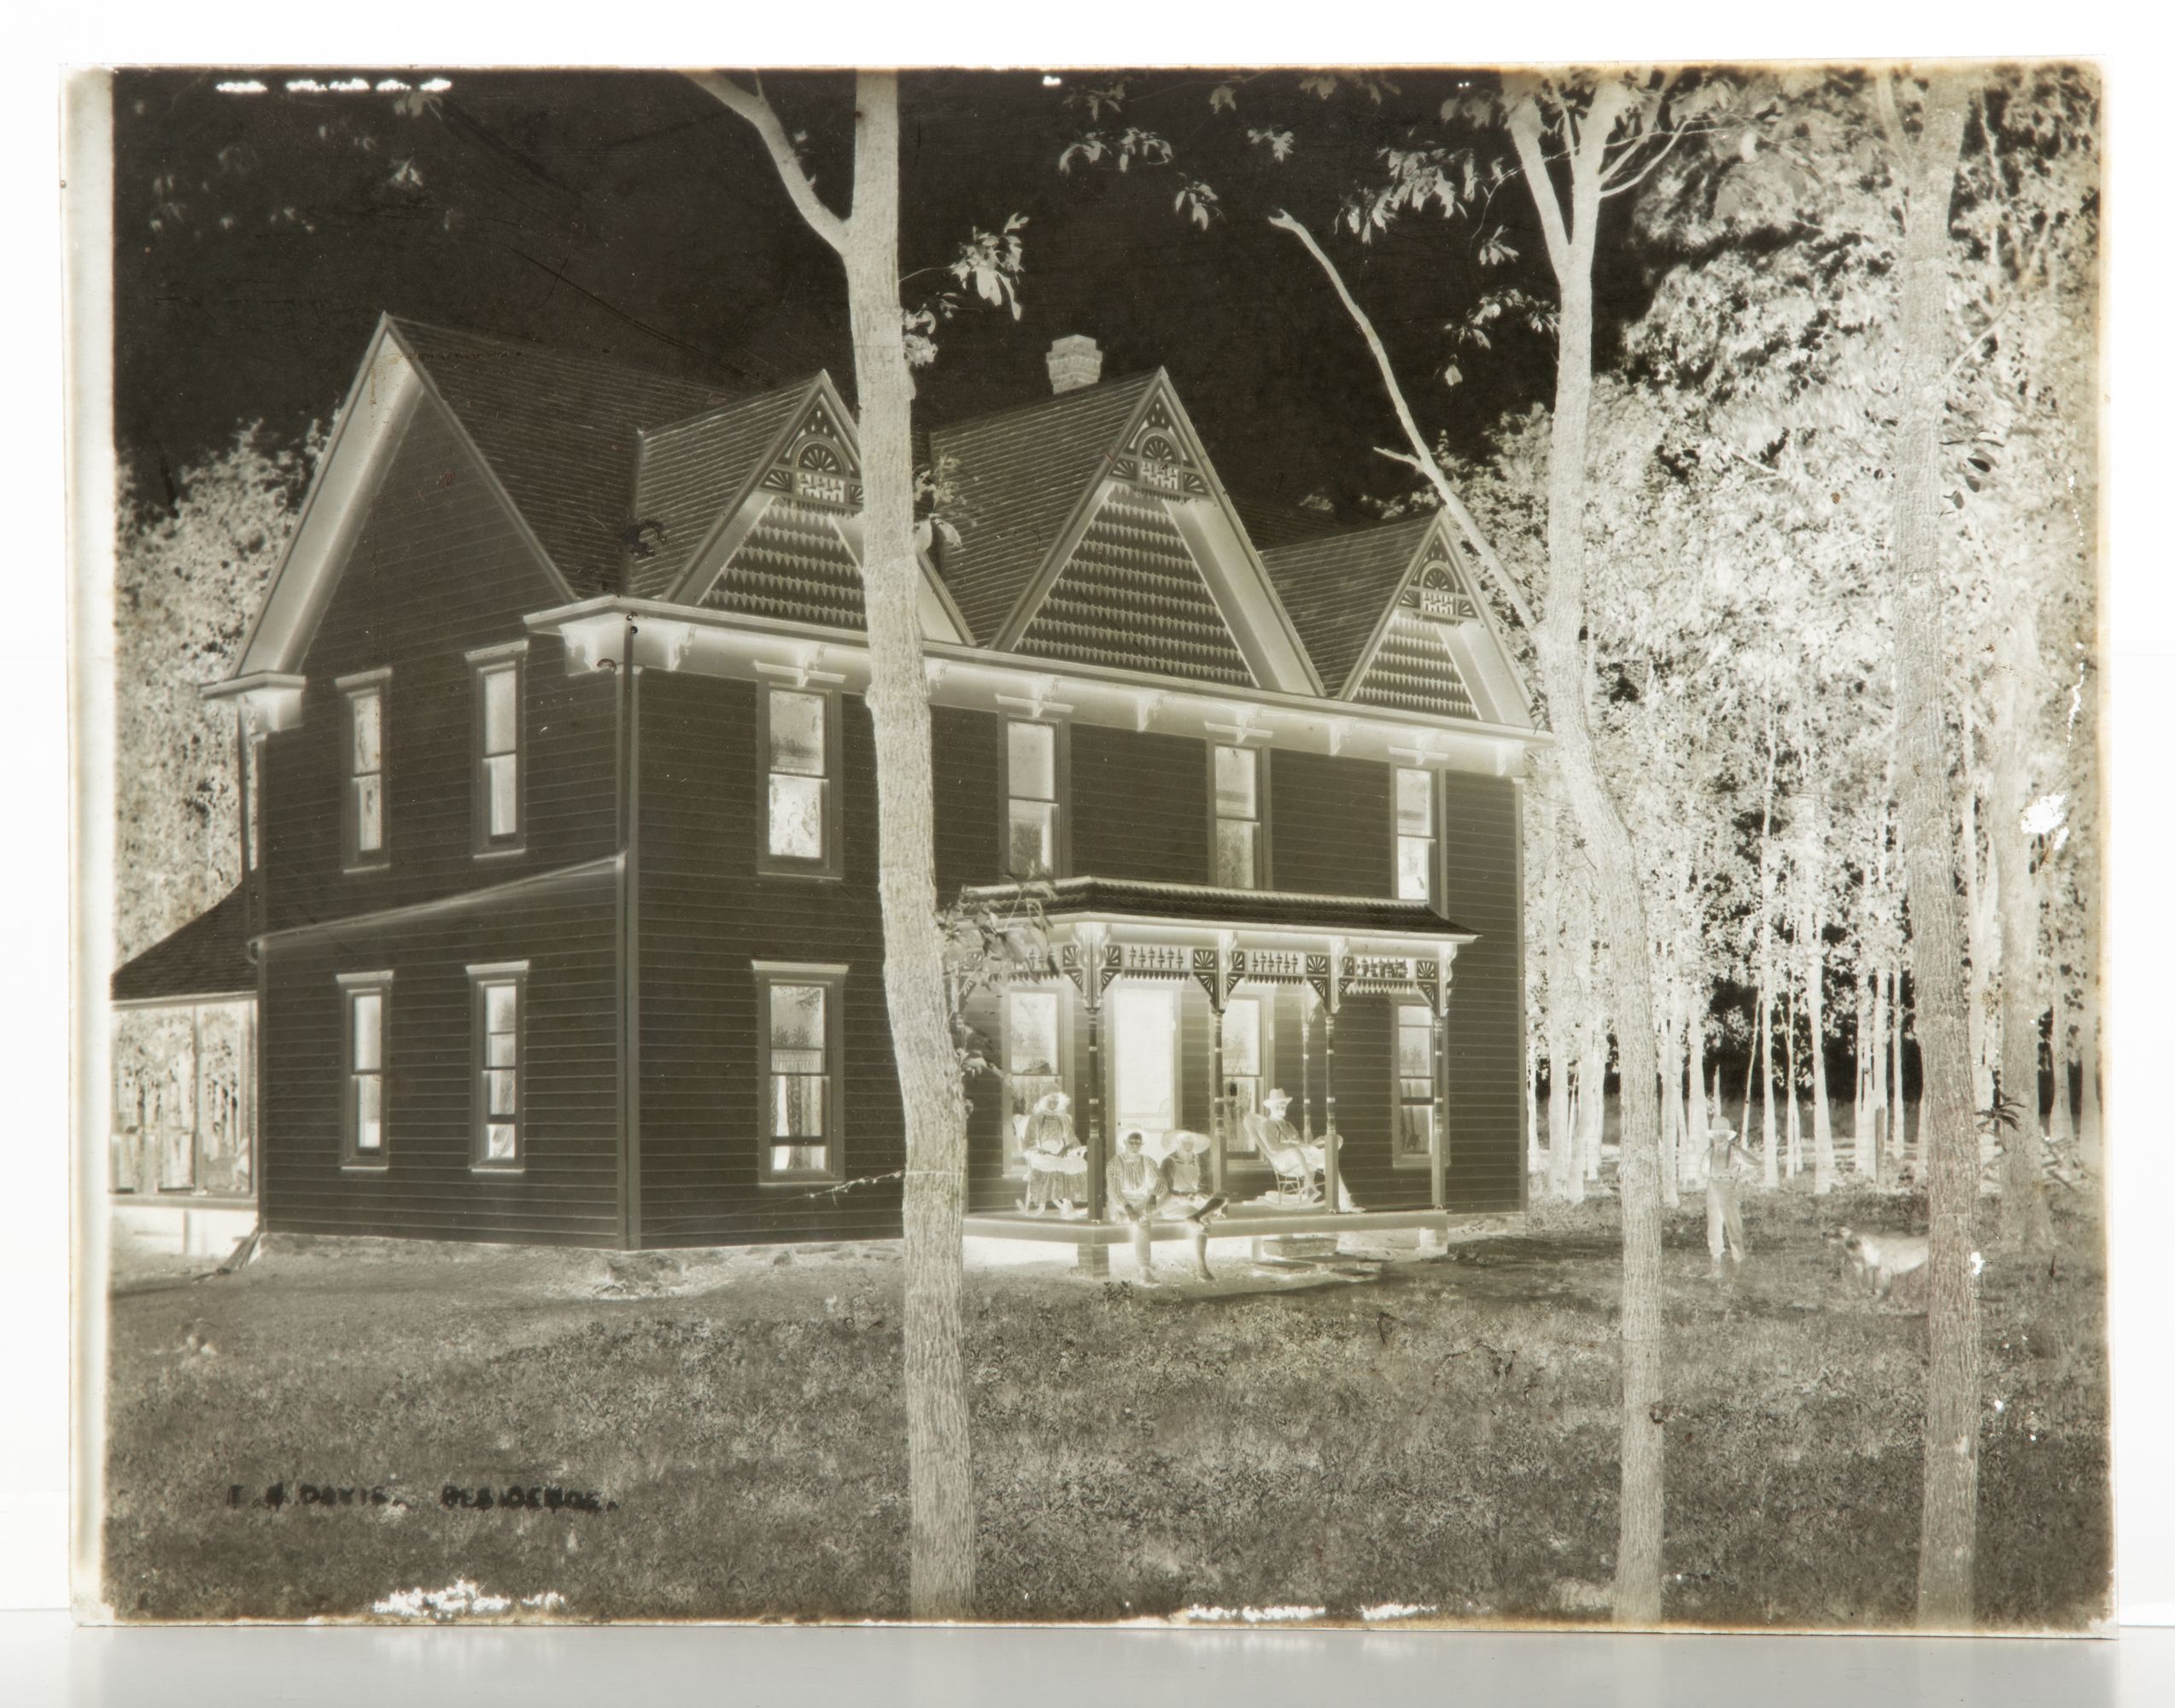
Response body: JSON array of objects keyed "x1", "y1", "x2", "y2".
[{"x1": 1242, "y1": 1112, "x2": 1323, "y2": 1206}]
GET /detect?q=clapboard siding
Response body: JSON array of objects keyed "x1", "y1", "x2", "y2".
[
  {"x1": 635, "y1": 671, "x2": 904, "y2": 1247},
  {"x1": 1324, "y1": 996, "x2": 1431, "y2": 1211},
  {"x1": 1269, "y1": 748, "x2": 1394, "y2": 898},
  {"x1": 259, "y1": 874, "x2": 621, "y2": 1246},
  {"x1": 261, "y1": 398, "x2": 620, "y2": 937},
  {"x1": 1067, "y1": 724, "x2": 1209, "y2": 884},
  {"x1": 1441, "y1": 772, "x2": 1525, "y2": 1213},
  {"x1": 933, "y1": 705, "x2": 1006, "y2": 899}
]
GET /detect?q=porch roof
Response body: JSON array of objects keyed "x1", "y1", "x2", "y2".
[
  {"x1": 111, "y1": 885, "x2": 254, "y2": 1004},
  {"x1": 961, "y1": 875, "x2": 1475, "y2": 942}
]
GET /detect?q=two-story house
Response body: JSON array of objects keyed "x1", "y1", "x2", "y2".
[{"x1": 136, "y1": 315, "x2": 1544, "y2": 1258}]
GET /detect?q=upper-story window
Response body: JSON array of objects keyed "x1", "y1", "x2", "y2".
[
  {"x1": 471, "y1": 647, "x2": 524, "y2": 853},
  {"x1": 1213, "y1": 744, "x2": 1263, "y2": 889},
  {"x1": 1395, "y1": 767, "x2": 1439, "y2": 907},
  {"x1": 763, "y1": 687, "x2": 839, "y2": 874},
  {"x1": 1006, "y1": 720, "x2": 1061, "y2": 879},
  {"x1": 338, "y1": 670, "x2": 390, "y2": 871}
]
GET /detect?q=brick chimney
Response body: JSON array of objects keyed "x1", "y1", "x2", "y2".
[{"x1": 1045, "y1": 334, "x2": 1103, "y2": 395}]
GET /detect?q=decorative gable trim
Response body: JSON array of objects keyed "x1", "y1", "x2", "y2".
[
  {"x1": 753, "y1": 389, "x2": 863, "y2": 512},
  {"x1": 1337, "y1": 518, "x2": 1535, "y2": 728},
  {"x1": 992, "y1": 373, "x2": 1320, "y2": 695}
]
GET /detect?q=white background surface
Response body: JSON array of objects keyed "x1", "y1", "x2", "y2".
[{"x1": 5, "y1": 3, "x2": 2169, "y2": 1698}]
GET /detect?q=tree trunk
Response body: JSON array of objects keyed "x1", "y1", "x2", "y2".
[
  {"x1": 1660, "y1": 979, "x2": 1684, "y2": 1210},
  {"x1": 1547, "y1": 1004, "x2": 1576, "y2": 1203},
  {"x1": 2047, "y1": 966, "x2": 2073, "y2": 1151},
  {"x1": 1510, "y1": 86, "x2": 1667, "y2": 1625},
  {"x1": 1755, "y1": 702, "x2": 1780, "y2": 1188},
  {"x1": 1784, "y1": 980, "x2": 1803, "y2": 1179},
  {"x1": 1960, "y1": 752, "x2": 1997, "y2": 1115},
  {"x1": 1580, "y1": 1018, "x2": 1607, "y2": 1184},
  {"x1": 842, "y1": 76, "x2": 977, "y2": 1620},
  {"x1": 1805, "y1": 869, "x2": 1836, "y2": 1195},
  {"x1": 2078, "y1": 889, "x2": 2103, "y2": 1173},
  {"x1": 1890, "y1": 966, "x2": 1908, "y2": 1172},
  {"x1": 1989, "y1": 617, "x2": 2052, "y2": 1250},
  {"x1": 1883, "y1": 77, "x2": 1979, "y2": 1630},
  {"x1": 1685, "y1": 959, "x2": 1709, "y2": 1188},
  {"x1": 1854, "y1": 956, "x2": 1872, "y2": 1174},
  {"x1": 1870, "y1": 965, "x2": 1891, "y2": 1180}
]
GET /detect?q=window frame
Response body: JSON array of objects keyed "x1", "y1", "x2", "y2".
[
  {"x1": 754, "y1": 962, "x2": 847, "y2": 1185},
  {"x1": 337, "y1": 970, "x2": 393, "y2": 1171},
  {"x1": 336, "y1": 668, "x2": 391, "y2": 874},
  {"x1": 467, "y1": 961, "x2": 529, "y2": 1173},
  {"x1": 757, "y1": 683, "x2": 843, "y2": 879},
  {"x1": 1218, "y1": 993, "x2": 1276, "y2": 1173},
  {"x1": 1392, "y1": 1001, "x2": 1438, "y2": 1172},
  {"x1": 1209, "y1": 741, "x2": 1270, "y2": 891},
  {"x1": 1002, "y1": 984, "x2": 1070, "y2": 1178},
  {"x1": 468, "y1": 641, "x2": 528, "y2": 858},
  {"x1": 1394, "y1": 764, "x2": 1441, "y2": 910},
  {"x1": 1002, "y1": 717, "x2": 1068, "y2": 880}
]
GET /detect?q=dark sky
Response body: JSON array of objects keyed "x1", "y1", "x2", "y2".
[{"x1": 112, "y1": 69, "x2": 1653, "y2": 524}]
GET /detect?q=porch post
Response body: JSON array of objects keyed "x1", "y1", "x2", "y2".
[
  {"x1": 1207, "y1": 949, "x2": 1228, "y2": 1196},
  {"x1": 1322, "y1": 940, "x2": 1343, "y2": 1213},
  {"x1": 1430, "y1": 1009, "x2": 1448, "y2": 1212},
  {"x1": 1300, "y1": 989, "x2": 1314, "y2": 1144},
  {"x1": 1080, "y1": 928, "x2": 1108, "y2": 1225}
]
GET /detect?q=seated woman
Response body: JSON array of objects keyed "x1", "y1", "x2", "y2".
[
  {"x1": 1019, "y1": 1091, "x2": 1087, "y2": 1215},
  {"x1": 1158, "y1": 1131, "x2": 1229, "y2": 1280}
]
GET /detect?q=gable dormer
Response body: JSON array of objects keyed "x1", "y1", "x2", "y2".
[
  {"x1": 935, "y1": 352, "x2": 1320, "y2": 694},
  {"x1": 755, "y1": 391, "x2": 862, "y2": 513}
]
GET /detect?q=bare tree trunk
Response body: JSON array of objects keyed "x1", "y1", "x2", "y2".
[
  {"x1": 1580, "y1": 1017, "x2": 1607, "y2": 1184},
  {"x1": 1990, "y1": 617, "x2": 2053, "y2": 1250},
  {"x1": 1890, "y1": 966, "x2": 1908, "y2": 1173},
  {"x1": 699, "y1": 69, "x2": 977, "y2": 1620},
  {"x1": 1547, "y1": 1004, "x2": 1576, "y2": 1203},
  {"x1": 2047, "y1": 963, "x2": 2073, "y2": 1151},
  {"x1": 1882, "y1": 75, "x2": 1979, "y2": 1630},
  {"x1": 1805, "y1": 870, "x2": 1836, "y2": 1196},
  {"x1": 1508, "y1": 85, "x2": 1667, "y2": 1625},
  {"x1": 1685, "y1": 957, "x2": 1709, "y2": 1188},
  {"x1": 1755, "y1": 701, "x2": 1780, "y2": 1188},
  {"x1": 1960, "y1": 741, "x2": 1998, "y2": 1114},
  {"x1": 1660, "y1": 978, "x2": 1684, "y2": 1210},
  {"x1": 1784, "y1": 980, "x2": 1803, "y2": 1179},
  {"x1": 1870, "y1": 964, "x2": 1891, "y2": 1179}
]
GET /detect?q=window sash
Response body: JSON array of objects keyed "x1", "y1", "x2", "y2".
[
  {"x1": 342, "y1": 980, "x2": 390, "y2": 1165},
  {"x1": 1394, "y1": 769, "x2": 1437, "y2": 905},
  {"x1": 473, "y1": 979, "x2": 522, "y2": 1167},
  {"x1": 1005, "y1": 722, "x2": 1061, "y2": 878},
  {"x1": 1213, "y1": 746, "x2": 1263, "y2": 889},
  {"x1": 1394, "y1": 1006, "x2": 1436, "y2": 1166},
  {"x1": 761, "y1": 975, "x2": 841, "y2": 1181},
  {"x1": 477, "y1": 663, "x2": 521, "y2": 845},
  {"x1": 763, "y1": 689, "x2": 834, "y2": 869},
  {"x1": 346, "y1": 687, "x2": 386, "y2": 862}
]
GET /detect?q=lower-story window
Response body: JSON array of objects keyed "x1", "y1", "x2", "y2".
[
  {"x1": 1004, "y1": 987, "x2": 1063, "y2": 1175},
  {"x1": 1394, "y1": 1003, "x2": 1436, "y2": 1168},
  {"x1": 757, "y1": 962, "x2": 845, "y2": 1183},
  {"x1": 468, "y1": 962, "x2": 528, "y2": 1169},
  {"x1": 339, "y1": 972, "x2": 392, "y2": 1168},
  {"x1": 1220, "y1": 996, "x2": 1269, "y2": 1161}
]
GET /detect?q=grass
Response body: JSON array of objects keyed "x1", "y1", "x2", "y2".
[{"x1": 101, "y1": 1183, "x2": 2111, "y2": 1629}]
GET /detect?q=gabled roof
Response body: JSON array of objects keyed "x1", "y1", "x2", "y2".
[
  {"x1": 628, "y1": 381, "x2": 817, "y2": 601},
  {"x1": 1260, "y1": 516, "x2": 1438, "y2": 694},
  {"x1": 111, "y1": 886, "x2": 254, "y2": 1003},
  {"x1": 927, "y1": 371, "x2": 1161, "y2": 645},
  {"x1": 391, "y1": 319, "x2": 739, "y2": 598}
]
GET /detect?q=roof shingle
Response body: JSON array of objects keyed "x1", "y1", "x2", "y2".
[
  {"x1": 927, "y1": 372, "x2": 1159, "y2": 644},
  {"x1": 1259, "y1": 517, "x2": 1435, "y2": 694},
  {"x1": 628, "y1": 383, "x2": 814, "y2": 600},
  {"x1": 111, "y1": 886, "x2": 254, "y2": 1003}
]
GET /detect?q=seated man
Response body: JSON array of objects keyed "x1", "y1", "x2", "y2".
[
  {"x1": 1019, "y1": 1091, "x2": 1086, "y2": 1215},
  {"x1": 1253, "y1": 1089, "x2": 1358, "y2": 1211},
  {"x1": 1108, "y1": 1129, "x2": 1168, "y2": 1284},
  {"x1": 1158, "y1": 1130, "x2": 1229, "y2": 1280}
]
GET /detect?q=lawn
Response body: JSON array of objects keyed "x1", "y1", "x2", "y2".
[{"x1": 100, "y1": 1184, "x2": 2111, "y2": 1629}]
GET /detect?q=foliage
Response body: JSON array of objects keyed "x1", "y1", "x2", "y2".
[{"x1": 114, "y1": 423, "x2": 320, "y2": 961}]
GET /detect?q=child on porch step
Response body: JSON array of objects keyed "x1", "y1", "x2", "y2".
[
  {"x1": 1020, "y1": 1091, "x2": 1085, "y2": 1215},
  {"x1": 1111, "y1": 1130, "x2": 1170, "y2": 1284},
  {"x1": 1159, "y1": 1131, "x2": 1228, "y2": 1280}
]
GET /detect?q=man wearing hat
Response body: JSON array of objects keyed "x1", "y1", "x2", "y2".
[{"x1": 1705, "y1": 1121, "x2": 1751, "y2": 1278}]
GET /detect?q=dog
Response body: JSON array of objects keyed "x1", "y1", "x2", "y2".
[{"x1": 1833, "y1": 1225, "x2": 1931, "y2": 1301}]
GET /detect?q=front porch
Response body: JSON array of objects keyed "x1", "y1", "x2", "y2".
[{"x1": 959, "y1": 874, "x2": 1480, "y2": 1247}]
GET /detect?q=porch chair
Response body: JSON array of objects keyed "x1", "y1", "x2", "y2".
[{"x1": 1242, "y1": 1111, "x2": 1322, "y2": 1206}]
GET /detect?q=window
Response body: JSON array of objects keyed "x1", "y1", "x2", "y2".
[
  {"x1": 472, "y1": 651, "x2": 523, "y2": 851},
  {"x1": 339, "y1": 973, "x2": 391, "y2": 1167},
  {"x1": 1396, "y1": 767, "x2": 1439, "y2": 907},
  {"x1": 1213, "y1": 745, "x2": 1263, "y2": 889},
  {"x1": 339, "y1": 672, "x2": 389, "y2": 869},
  {"x1": 1394, "y1": 1003, "x2": 1436, "y2": 1168},
  {"x1": 1220, "y1": 997, "x2": 1270, "y2": 1160},
  {"x1": 1006, "y1": 720, "x2": 1061, "y2": 878},
  {"x1": 758, "y1": 966, "x2": 844, "y2": 1181},
  {"x1": 1004, "y1": 988, "x2": 1064, "y2": 1174},
  {"x1": 763, "y1": 687, "x2": 837, "y2": 873},
  {"x1": 469, "y1": 964, "x2": 527, "y2": 1169}
]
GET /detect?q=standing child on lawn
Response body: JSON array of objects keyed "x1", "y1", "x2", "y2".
[{"x1": 1707, "y1": 1121, "x2": 1751, "y2": 1278}]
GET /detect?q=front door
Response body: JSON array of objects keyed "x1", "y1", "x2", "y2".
[{"x1": 1109, "y1": 985, "x2": 1178, "y2": 1146}]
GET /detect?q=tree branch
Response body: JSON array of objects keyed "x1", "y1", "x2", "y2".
[
  {"x1": 1506, "y1": 100, "x2": 1572, "y2": 281},
  {"x1": 687, "y1": 71, "x2": 851, "y2": 257},
  {"x1": 1265, "y1": 208, "x2": 1540, "y2": 637}
]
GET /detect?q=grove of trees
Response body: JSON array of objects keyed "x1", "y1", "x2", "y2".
[{"x1": 115, "y1": 62, "x2": 2101, "y2": 1631}]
